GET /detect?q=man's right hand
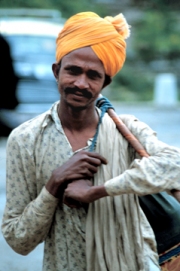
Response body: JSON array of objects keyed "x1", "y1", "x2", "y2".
[{"x1": 45, "y1": 150, "x2": 107, "y2": 198}]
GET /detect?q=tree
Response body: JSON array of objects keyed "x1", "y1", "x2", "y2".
[
  {"x1": 133, "y1": 10, "x2": 180, "y2": 62},
  {"x1": 0, "y1": 0, "x2": 108, "y2": 18}
]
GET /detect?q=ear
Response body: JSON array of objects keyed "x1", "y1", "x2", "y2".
[
  {"x1": 52, "y1": 63, "x2": 60, "y2": 79},
  {"x1": 102, "y1": 75, "x2": 112, "y2": 89}
]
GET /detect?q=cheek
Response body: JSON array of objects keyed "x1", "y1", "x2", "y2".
[
  {"x1": 58, "y1": 82, "x2": 66, "y2": 95},
  {"x1": 91, "y1": 80, "x2": 104, "y2": 92},
  {"x1": 59, "y1": 73, "x2": 75, "y2": 87}
]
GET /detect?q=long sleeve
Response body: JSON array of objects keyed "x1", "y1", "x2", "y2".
[
  {"x1": 104, "y1": 115, "x2": 180, "y2": 196},
  {"x1": 1, "y1": 130, "x2": 59, "y2": 255},
  {"x1": 1, "y1": 104, "x2": 89, "y2": 271}
]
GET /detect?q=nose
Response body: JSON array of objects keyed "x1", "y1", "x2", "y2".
[{"x1": 74, "y1": 74, "x2": 89, "y2": 89}]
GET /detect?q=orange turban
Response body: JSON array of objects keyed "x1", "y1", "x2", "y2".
[{"x1": 56, "y1": 12, "x2": 130, "y2": 77}]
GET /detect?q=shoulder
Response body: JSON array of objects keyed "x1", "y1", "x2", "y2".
[
  {"x1": 119, "y1": 114, "x2": 157, "y2": 137},
  {"x1": 7, "y1": 110, "x2": 51, "y2": 148},
  {"x1": 101, "y1": 112, "x2": 156, "y2": 139}
]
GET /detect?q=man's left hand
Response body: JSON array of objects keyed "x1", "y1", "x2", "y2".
[{"x1": 63, "y1": 179, "x2": 108, "y2": 207}]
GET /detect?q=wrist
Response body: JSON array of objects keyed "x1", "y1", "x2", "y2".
[
  {"x1": 89, "y1": 184, "x2": 108, "y2": 202},
  {"x1": 46, "y1": 175, "x2": 66, "y2": 198}
]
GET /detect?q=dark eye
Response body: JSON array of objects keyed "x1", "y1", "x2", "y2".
[
  {"x1": 87, "y1": 70, "x2": 101, "y2": 80},
  {"x1": 66, "y1": 66, "x2": 81, "y2": 75}
]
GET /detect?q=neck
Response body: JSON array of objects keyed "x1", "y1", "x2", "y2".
[
  {"x1": 58, "y1": 102, "x2": 98, "y2": 132},
  {"x1": 57, "y1": 102, "x2": 99, "y2": 151}
]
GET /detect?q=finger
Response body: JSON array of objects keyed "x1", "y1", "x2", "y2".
[
  {"x1": 87, "y1": 152, "x2": 108, "y2": 165},
  {"x1": 85, "y1": 180, "x2": 93, "y2": 186},
  {"x1": 84, "y1": 156, "x2": 107, "y2": 167},
  {"x1": 85, "y1": 164, "x2": 99, "y2": 174},
  {"x1": 73, "y1": 179, "x2": 93, "y2": 186},
  {"x1": 71, "y1": 164, "x2": 99, "y2": 178},
  {"x1": 73, "y1": 151, "x2": 108, "y2": 165}
]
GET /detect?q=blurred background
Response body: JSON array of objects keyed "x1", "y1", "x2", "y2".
[
  {"x1": 0, "y1": 1, "x2": 180, "y2": 270},
  {"x1": 0, "y1": 0, "x2": 180, "y2": 136}
]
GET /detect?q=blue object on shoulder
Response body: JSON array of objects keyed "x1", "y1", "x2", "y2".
[
  {"x1": 89, "y1": 96, "x2": 114, "y2": 152},
  {"x1": 96, "y1": 96, "x2": 115, "y2": 112}
]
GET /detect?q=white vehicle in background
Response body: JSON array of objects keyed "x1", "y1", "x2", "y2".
[{"x1": 0, "y1": 8, "x2": 64, "y2": 133}]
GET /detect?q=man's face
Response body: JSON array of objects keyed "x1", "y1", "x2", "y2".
[{"x1": 53, "y1": 47, "x2": 106, "y2": 110}]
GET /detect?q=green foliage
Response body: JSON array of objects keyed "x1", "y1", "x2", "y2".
[
  {"x1": 131, "y1": 0, "x2": 180, "y2": 12},
  {"x1": 52, "y1": 0, "x2": 108, "y2": 18},
  {"x1": 103, "y1": 62, "x2": 154, "y2": 102},
  {"x1": 108, "y1": 8, "x2": 180, "y2": 102},
  {"x1": 0, "y1": 0, "x2": 108, "y2": 18},
  {"x1": 0, "y1": 0, "x2": 50, "y2": 9},
  {"x1": 133, "y1": 10, "x2": 180, "y2": 61}
]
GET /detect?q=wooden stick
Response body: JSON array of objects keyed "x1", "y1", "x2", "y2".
[
  {"x1": 107, "y1": 108, "x2": 149, "y2": 158},
  {"x1": 106, "y1": 102, "x2": 180, "y2": 202}
]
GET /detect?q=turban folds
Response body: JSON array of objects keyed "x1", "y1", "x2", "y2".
[{"x1": 56, "y1": 12, "x2": 130, "y2": 77}]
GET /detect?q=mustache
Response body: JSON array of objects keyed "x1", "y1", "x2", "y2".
[{"x1": 64, "y1": 87, "x2": 93, "y2": 99}]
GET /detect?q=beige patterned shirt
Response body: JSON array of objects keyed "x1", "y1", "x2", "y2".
[{"x1": 2, "y1": 101, "x2": 180, "y2": 271}]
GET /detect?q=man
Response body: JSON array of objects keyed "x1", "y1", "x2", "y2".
[{"x1": 2, "y1": 11, "x2": 180, "y2": 271}]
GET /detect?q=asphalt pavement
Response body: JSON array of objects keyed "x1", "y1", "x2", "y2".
[{"x1": 0, "y1": 103, "x2": 180, "y2": 271}]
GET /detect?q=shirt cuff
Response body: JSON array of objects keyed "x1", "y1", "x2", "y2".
[
  {"x1": 104, "y1": 176, "x2": 124, "y2": 196},
  {"x1": 33, "y1": 186, "x2": 59, "y2": 216}
]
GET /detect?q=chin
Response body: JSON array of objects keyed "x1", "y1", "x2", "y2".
[
  {"x1": 64, "y1": 100, "x2": 86, "y2": 111},
  {"x1": 69, "y1": 104, "x2": 88, "y2": 111}
]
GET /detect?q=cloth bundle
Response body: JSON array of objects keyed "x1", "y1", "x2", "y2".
[{"x1": 86, "y1": 112, "x2": 158, "y2": 271}]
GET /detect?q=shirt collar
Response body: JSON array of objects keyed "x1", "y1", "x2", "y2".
[
  {"x1": 50, "y1": 101, "x2": 65, "y2": 134},
  {"x1": 44, "y1": 101, "x2": 101, "y2": 151}
]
